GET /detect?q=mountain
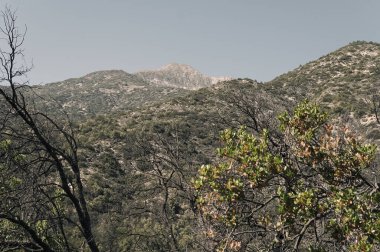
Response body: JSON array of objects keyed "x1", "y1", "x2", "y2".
[
  {"x1": 34, "y1": 41, "x2": 380, "y2": 123},
  {"x1": 110, "y1": 41, "x2": 380, "y2": 147},
  {"x1": 268, "y1": 41, "x2": 380, "y2": 115},
  {"x1": 72, "y1": 42, "x2": 380, "y2": 250},
  {"x1": 266, "y1": 41, "x2": 380, "y2": 143},
  {"x1": 136, "y1": 63, "x2": 231, "y2": 90},
  {"x1": 32, "y1": 63, "x2": 230, "y2": 119},
  {"x1": 32, "y1": 42, "x2": 380, "y2": 179},
  {"x1": 15, "y1": 41, "x2": 380, "y2": 251},
  {"x1": 32, "y1": 69, "x2": 191, "y2": 118}
]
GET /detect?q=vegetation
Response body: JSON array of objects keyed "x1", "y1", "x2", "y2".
[
  {"x1": 194, "y1": 101, "x2": 380, "y2": 251},
  {"x1": 1, "y1": 6, "x2": 380, "y2": 252},
  {"x1": 0, "y1": 8, "x2": 99, "y2": 251}
]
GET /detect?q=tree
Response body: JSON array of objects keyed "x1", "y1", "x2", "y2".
[
  {"x1": 0, "y1": 7, "x2": 99, "y2": 251},
  {"x1": 193, "y1": 100, "x2": 380, "y2": 251},
  {"x1": 371, "y1": 93, "x2": 380, "y2": 124},
  {"x1": 118, "y1": 124, "x2": 204, "y2": 251}
]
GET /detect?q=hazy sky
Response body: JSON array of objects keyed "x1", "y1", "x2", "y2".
[{"x1": 1, "y1": 0, "x2": 379, "y2": 84}]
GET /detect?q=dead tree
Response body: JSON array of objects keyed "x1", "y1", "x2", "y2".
[
  {"x1": 372, "y1": 94, "x2": 380, "y2": 124},
  {"x1": 0, "y1": 7, "x2": 99, "y2": 252}
]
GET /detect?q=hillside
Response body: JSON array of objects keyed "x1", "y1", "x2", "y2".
[
  {"x1": 4, "y1": 41, "x2": 380, "y2": 251},
  {"x1": 268, "y1": 41, "x2": 380, "y2": 114},
  {"x1": 70, "y1": 42, "x2": 380, "y2": 250},
  {"x1": 32, "y1": 69, "x2": 191, "y2": 118},
  {"x1": 31, "y1": 64, "x2": 231, "y2": 119},
  {"x1": 267, "y1": 41, "x2": 380, "y2": 143}
]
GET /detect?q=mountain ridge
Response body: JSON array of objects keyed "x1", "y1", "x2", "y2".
[{"x1": 31, "y1": 63, "x2": 232, "y2": 118}]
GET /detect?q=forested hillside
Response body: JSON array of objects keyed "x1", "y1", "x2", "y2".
[{"x1": 69, "y1": 41, "x2": 380, "y2": 251}]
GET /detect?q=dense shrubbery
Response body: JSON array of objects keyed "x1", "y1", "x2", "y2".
[{"x1": 194, "y1": 101, "x2": 380, "y2": 251}]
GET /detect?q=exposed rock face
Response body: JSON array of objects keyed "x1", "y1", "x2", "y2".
[{"x1": 136, "y1": 63, "x2": 231, "y2": 90}]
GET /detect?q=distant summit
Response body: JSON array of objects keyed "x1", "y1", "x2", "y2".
[
  {"x1": 159, "y1": 63, "x2": 198, "y2": 72},
  {"x1": 136, "y1": 63, "x2": 231, "y2": 90}
]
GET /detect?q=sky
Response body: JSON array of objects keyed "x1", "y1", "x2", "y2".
[{"x1": 0, "y1": 0, "x2": 379, "y2": 84}]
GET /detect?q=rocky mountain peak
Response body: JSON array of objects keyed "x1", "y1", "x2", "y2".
[
  {"x1": 159, "y1": 63, "x2": 201, "y2": 74},
  {"x1": 136, "y1": 63, "x2": 231, "y2": 90}
]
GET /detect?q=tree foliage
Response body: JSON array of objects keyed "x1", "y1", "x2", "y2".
[{"x1": 194, "y1": 100, "x2": 380, "y2": 251}]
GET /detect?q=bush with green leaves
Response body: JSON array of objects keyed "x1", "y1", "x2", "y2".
[{"x1": 193, "y1": 100, "x2": 380, "y2": 251}]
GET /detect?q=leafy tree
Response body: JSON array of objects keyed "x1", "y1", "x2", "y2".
[
  {"x1": 194, "y1": 100, "x2": 380, "y2": 251},
  {"x1": 0, "y1": 7, "x2": 99, "y2": 251}
]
